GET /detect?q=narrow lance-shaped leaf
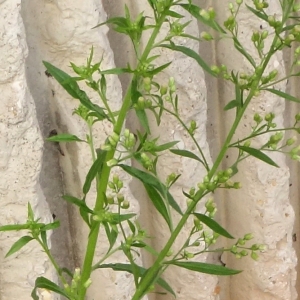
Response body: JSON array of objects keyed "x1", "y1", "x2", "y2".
[
  {"x1": 236, "y1": 146, "x2": 279, "y2": 167},
  {"x1": 136, "y1": 109, "x2": 151, "y2": 134},
  {"x1": 62, "y1": 195, "x2": 94, "y2": 214},
  {"x1": 154, "y1": 141, "x2": 178, "y2": 152},
  {"x1": 193, "y1": 213, "x2": 234, "y2": 239},
  {"x1": 83, "y1": 150, "x2": 107, "y2": 195},
  {"x1": 46, "y1": 134, "x2": 85, "y2": 143},
  {"x1": 264, "y1": 88, "x2": 300, "y2": 103},
  {"x1": 103, "y1": 223, "x2": 118, "y2": 252},
  {"x1": 160, "y1": 44, "x2": 217, "y2": 77},
  {"x1": 119, "y1": 164, "x2": 182, "y2": 215},
  {"x1": 110, "y1": 213, "x2": 136, "y2": 224},
  {"x1": 0, "y1": 224, "x2": 30, "y2": 231},
  {"x1": 97, "y1": 263, "x2": 175, "y2": 297},
  {"x1": 144, "y1": 183, "x2": 172, "y2": 231},
  {"x1": 145, "y1": 62, "x2": 172, "y2": 76},
  {"x1": 170, "y1": 149, "x2": 204, "y2": 164},
  {"x1": 43, "y1": 61, "x2": 109, "y2": 121},
  {"x1": 165, "y1": 261, "x2": 242, "y2": 276},
  {"x1": 31, "y1": 277, "x2": 71, "y2": 300},
  {"x1": 5, "y1": 236, "x2": 34, "y2": 258},
  {"x1": 224, "y1": 100, "x2": 239, "y2": 111},
  {"x1": 245, "y1": 4, "x2": 268, "y2": 21}
]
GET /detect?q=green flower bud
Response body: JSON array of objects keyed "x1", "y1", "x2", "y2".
[
  {"x1": 201, "y1": 31, "x2": 213, "y2": 41},
  {"x1": 233, "y1": 182, "x2": 242, "y2": 189},
  {"x1": 240, "y1": 250, "x2": 248, "y2": 256},
  {"x1": 160, "y1": 85, "x2": 168, "y2": 96},
  {"x1": 117, "y1": 193, "x2": 124, "y2": 203},
  {"x1": 244, "y1": 233, "x2": 254, "y2": 240},
  {"x1": 261, "y1": 30, "x2": 268, "y2": 39},
  {"x1": 231, "y1": 245, "x2": 238, "y2": 253},
  {"x1": 83, "y1": 278, "x2": 92, "y2": 288},
  {"x1": 113, "y1": 174, "x2": 119, "y2": 184},
  {"x1": 236, "y1": 0, "x2": 243, "y2": 4},
  {"x1": 237, "y1": 238, "x2": 245, "y2": 245},
  {"x1": 200, "y1": 9, "x2": 210, "y2": 20},
  {"x1": 251, "y1": 251, "x2": 259, "y2": 260},
  {"x1": 189, "y1": 187, "x2": 196, "y2": 196},
  {"x1": 124, "y1": 128, "x2": 130, "y2": 138},
  {"x1": 244, "y1": 140, "x2": 251, "y2": 147},
  {"x1": 108, "y1": 181, "x2": 115, "y2": 189},
  {"x1": 211, "y1": 65, "x2": 220, "y2": 74},
  {"x1": 121, "y1": 200, "x2": 130, "y2": 209},
  {"x1": 286, "y1": 137, "x2": 296, "y2": 146},
  {"x1": 107, "y1": 158, "x2": 118, "y2": 167},
  {"x1": 107, "y1": 195, "x2": 114, "y2": 204},
  {"x1": 252, "y1": 31, "x2": 260, "y2": 42}
]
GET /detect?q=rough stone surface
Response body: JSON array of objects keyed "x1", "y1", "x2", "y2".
[{"x1": 0, "y1": 0, "x2": 298, "y2": 300}]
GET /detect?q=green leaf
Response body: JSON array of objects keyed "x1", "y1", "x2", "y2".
[
  {"x1": 100, "y1": 67, "x2": 131, "y2": 75},
  {"x1": 165, "y1": 261, "x2": 241, "y2": 276},
  {"x1": 154, "y1": 141, "x2": 178, "y2": 152},
  {"x1": 5, "y1": 236, "x2": 34, "y2": 257},
  {"x1": 0, "y1": 224, "x2": 30, "y2": 231},
  {"x1": 119, "y1": 164, "x2": 182, "y2": 215},
  {"x1": 236, "y1": 146, "x2": 279, "y2": 167},
  {"x1": 233, "y1": 37, "x2": 256, "y2": 67},
  {"x1": 43, "y1": 61, "x2": 109, "y2": 121},
  {"x1": 136, "y1": 109, "x2": 151, "y2": 134},
  {"x1": 110, "y1": 213, "x2": 136, "y2": 224},
  {"x1": 103, "y1": 222, "x2": 118, "y2": 252},
  {"x1": 46, "y1": 134, "x2": 85, "y2": 143},
  {"x1": 193, "y1": 213, "x2": 234, "y2": 239},
  {"x1": 224, "y1": 100, "x2": 239, "y2": 111},
  {"x1": 97, "y1": 263, "x2": 175, "y2": 297},
  {"x1": 83, "y1": 150, "x2": 107, "y2": 195},
  {"x1": 166, "y1": 10, "x2": 184, "y2": 18},
  {"x1": 62, "y1": 195, "x2": 93, "y2": 214},
  {"x1": 145, "y1": 62, "x2": 172, "y2": 76},
  {"x1": 144, "y1": 183, "x2": 171, "y2": 230},
  {"x1": 264, "y1": 88, "x2": 300, "y2": 103},
  {"x1": 170, "y1": 149, "x2": 204, "y2": 164},
  {"x1": 245, "y1": 4, "x2": 268, "y2": 22},
  {"x1": 160, "y1": 44, "x2": 217, "y2": 77},
  {"x1": 179, "y1": 3, "x2": 226, "y2": 33},
  {"x1": 42, "y1": 221, "x2": 60, "y2": 231},
  {"x1": 31, "y1": 276, "x2": 71, "y2": 300}
]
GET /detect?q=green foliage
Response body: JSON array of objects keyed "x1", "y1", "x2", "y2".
[{"x1": 2, "y1": 1, "x2": 300, "y2": 299}]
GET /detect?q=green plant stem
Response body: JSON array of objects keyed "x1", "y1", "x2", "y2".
[
  {"x1": 92, "y1": 246, "x2": 122, "y2": 270},
  {"x1": 36, "y1": 237, "x2": 67, "y2": 286},
  {"x1": 78, "y1": 11, "x2": 169, "y2": 300},
  {"x1": 132, "y1": 29, "x2": 281, "y2": 300}
]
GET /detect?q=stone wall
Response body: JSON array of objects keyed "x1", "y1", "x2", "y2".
[{"x1": 0, "y1": 0, "x2": 298, "y2": 299}]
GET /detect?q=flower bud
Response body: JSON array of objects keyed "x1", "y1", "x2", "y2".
[
  {"x1": 244, "y1": 233, "x2": 254, "y2": 240},
  {"x1": 201, "y1": 31, "x2": 213, "y2": 41}
]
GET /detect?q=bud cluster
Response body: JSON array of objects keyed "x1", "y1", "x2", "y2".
[
  {"x1": 133, "y1": 96, "x2": 152, "y2": 110},
  {"x1": 230, "y1": 233, "x2": 266, "y2": 260},
  {"x1": 251, "y1": 29, "x2": 268, "y2": 52},
  {"x1": 64, "y1": 268, "x2": 92, "y2": 298},
  {"x1": 197, "y1": 168, "x2": 241, "y2": 193},
  {"x1": 123, "y1": 129, "x2": 136, "y2": 150},
  {"x1": 107, "y1": 175, "x2": 130, "y2": 209}
]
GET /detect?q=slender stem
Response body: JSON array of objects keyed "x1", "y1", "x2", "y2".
[
  {"x1": 97, "y1": 90, "x2": 116, "y2": 124},
  {"x1": 36, "y1": 237, "x2": 67, "y2": 286},
  {"x1": 78, "y1": 11, "x2": 169, "y2": 300},
  {"x1": 132, "y1": 23, "x2": 282, "y2": 300},
  {"x1": 92, "y1": 246, "x2": 122, "y2": 270}
]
